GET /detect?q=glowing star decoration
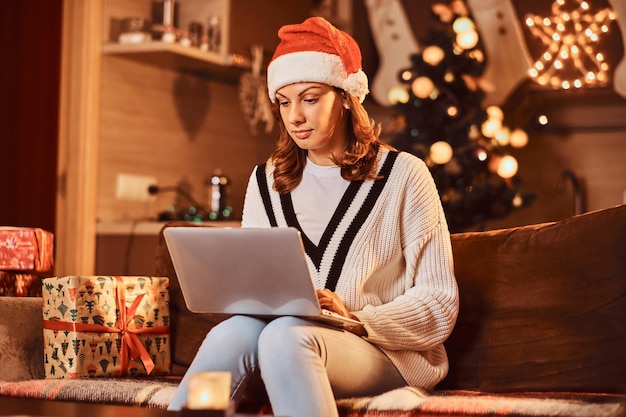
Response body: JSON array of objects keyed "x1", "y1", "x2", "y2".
[{"x1": 525, "y1": 0, "x2": 616, "y2": 89}]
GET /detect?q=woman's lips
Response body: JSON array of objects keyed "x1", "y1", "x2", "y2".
[{"x1": 293, "y1": 130, "x2": 312, "y2": 139}]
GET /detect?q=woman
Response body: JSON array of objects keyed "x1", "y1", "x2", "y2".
[{"x1": 168, "y1": 16, "x2": 458, "y2": 417}]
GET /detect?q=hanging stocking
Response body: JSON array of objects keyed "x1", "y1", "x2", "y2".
[
  {"x1": 608, "y1": 0, "x2": 626, "y2": 98},
  {"x1": 365, "y1": 0, "x2": 420, "y2": 106},
  {"x1": 467, "y1": 0, "x2": 533, "y2": 105}
]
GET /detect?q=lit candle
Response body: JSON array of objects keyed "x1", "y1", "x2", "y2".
[{"x1": 187, "y1": 372, "x2": 232, "y2": 410}]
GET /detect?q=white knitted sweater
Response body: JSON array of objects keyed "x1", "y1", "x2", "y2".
[{"x1": 241, "y1": 148, "x2": 459, "y2": 389}]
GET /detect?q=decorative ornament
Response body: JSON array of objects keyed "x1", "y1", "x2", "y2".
[
  {"x1": 524, "y1": 0, "x2": 617, "y2": 90},
  {"x1": 238, "y1": 44, "x2": 274, "y2": 136}
]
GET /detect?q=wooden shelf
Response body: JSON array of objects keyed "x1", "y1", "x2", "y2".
[{"x1": 102, "y1": 41, "x2": 250, "y2": 81}]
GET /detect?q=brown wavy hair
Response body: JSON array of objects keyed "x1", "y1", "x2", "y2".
[{"x1": 271, "y1": 91, "x2": 393, "y2": 194}]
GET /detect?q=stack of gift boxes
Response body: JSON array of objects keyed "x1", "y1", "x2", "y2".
[
  {"x1": 1, "y1": 226, "x2": 171, "y2": 378},
  {"x1": 0, "y1": 226, "x2": 54, "y2": 297}
]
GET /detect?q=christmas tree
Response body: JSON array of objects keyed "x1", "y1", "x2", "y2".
[{"x1": 388, "y1": 0, "x2": 534, "y2": 233}]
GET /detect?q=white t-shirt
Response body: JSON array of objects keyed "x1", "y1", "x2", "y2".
[{"x1": 291, "y1": 158, "x2": 350, "y2": 245}]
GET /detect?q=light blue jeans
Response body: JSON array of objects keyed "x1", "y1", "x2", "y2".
[{"x1": 167, "y1": 315, "x2": 407, "y2": 417}]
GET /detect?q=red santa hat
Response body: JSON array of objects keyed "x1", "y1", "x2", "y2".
[{"x1": 267, "y1": 16, "x2": 369, "y2": 103}]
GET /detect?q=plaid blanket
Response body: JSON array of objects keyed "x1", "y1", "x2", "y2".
[
  {"x1": 336, "y1": 388, "x2": 626, "y2": 417},
  {"x1": 1, "y1": 379, "x2": 624, "y2": 416}
]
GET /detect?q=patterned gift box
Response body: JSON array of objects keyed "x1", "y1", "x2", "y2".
[
  {"x1": 0, "y1": 271, "x2": 42, "y2": 296},
  {"x1": 0, "y1": 227, "x2": 54, "y2": 272},
  {"x1": 42, "y1": 276, "x2": 171, "y2": 379}
]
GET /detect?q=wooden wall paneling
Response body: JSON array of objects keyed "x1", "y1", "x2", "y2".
[
  {"x1": 483, "y1": 129, "x2": 626, "y2": 231},
  {"x1": 97, "y1": 54, "x2": 277, "y2": 223},
  {"x1": 55, "y1": 0, "x2": 103, "y2": 275}
]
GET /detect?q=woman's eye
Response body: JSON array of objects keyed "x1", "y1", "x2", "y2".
[
  {"x1": 304, "y1": 97, "x2": 318, "y2": 104},
  {"x1": 278, "y1": 100, "x2": 289, "y2": 106}
]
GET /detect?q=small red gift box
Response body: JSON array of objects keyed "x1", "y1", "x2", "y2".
[
  {"x1": 42, "y1": 275, "x2": 171, "y2": 379},
  {"x1": 0, "y1": 227, "x2": 54, "y2": 272}
]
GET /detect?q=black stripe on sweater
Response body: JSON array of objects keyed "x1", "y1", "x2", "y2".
[
  {"x1": 281, "y1": 179, "x2": 362, "y2": 269},
  {"x1": 255, "y1": 163, "x2": 278, "y2": 227},
  {"x1": 325, "y1": 151, "x2": 399, "y2": 292}
]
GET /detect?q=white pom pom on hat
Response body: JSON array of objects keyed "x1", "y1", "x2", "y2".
[{"x1": 267, "y1": 16, "x2": 369, "y2": 103}]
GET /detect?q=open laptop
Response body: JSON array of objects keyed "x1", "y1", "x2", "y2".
[{"x1": 163, "y1": 226, "x2": 362, "y2": 329}]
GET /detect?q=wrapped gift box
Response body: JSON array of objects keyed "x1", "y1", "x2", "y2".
[
  {"x1": 42, "y1": 276, "x2": 171, "y2": 379},
  {"x1": 0, "y1": 227, "x2": 54, "y2": 272},
  {"x1": 0, "y1": 271, "x2": 42, "y2": 296}
]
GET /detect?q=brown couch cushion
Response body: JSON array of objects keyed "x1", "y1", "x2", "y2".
[
  {"x1": 0, "y1": 296, "x2": 45, "y2": 381},
  {"x1": 440, "y1": 204, "x2": 626, "y2": 393}
]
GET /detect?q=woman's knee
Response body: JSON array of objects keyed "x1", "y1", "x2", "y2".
[
  {"x1": 257, "y1": 317, "x2": 321, "y2": 361},
  {"x1": 202, "y1": 315, "x2": 267, "y2": 351}
]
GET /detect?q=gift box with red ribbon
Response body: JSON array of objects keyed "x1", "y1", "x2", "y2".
[
  {"x1": 0, "y1": 227, "x2": 54, "y2": 272},
  {"x1": 0, "y1": 227, "x2": 54, "y2": 297},
  {"x1": 42, "y1": 275, "x2": 171, "y2": 379}
]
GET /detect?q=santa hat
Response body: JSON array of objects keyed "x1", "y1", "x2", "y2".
[{"x1": 267, "y1": 16, "x2": 369, "y2": 103}]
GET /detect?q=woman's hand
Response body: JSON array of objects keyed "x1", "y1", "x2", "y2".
[{"x1": 316, "y1": 289, "x2": 367, "y2": 336}]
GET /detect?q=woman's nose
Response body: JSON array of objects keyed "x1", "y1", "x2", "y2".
[{"x1": 287, "y1": 104, "x2": 304, "y2": 125}]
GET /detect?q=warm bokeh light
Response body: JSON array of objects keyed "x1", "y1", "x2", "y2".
[
  {"x1": 494, "y1": 127, "x2": 511, "y2": 146},
  {"x1": 452, "y1": 16, "x2": 475, "y2": 33},
  {"x1": 387, "y1": 86, "x2": 410, "y2": 104},
  {"x1": 412, "y1": 76, "x2": 435, "y2": 99},
  {"x1": 423, "y1": 45, "x2": 445, "y2": 66},
  {"x1": 510, "y1": 129, "x2": 529, "y2": 148},
  {"x1": 430, "y1": 141, "x2": 454, "y2": 164},
  {"x1": 481, "y1": 118, "x2": 502, "y2": 138},
  {"x1": 456, "y1": 30, "x2": 479, "y2": 49},
  {"x1": 497, "y1": 155, "x2": 519, "y2": 178},
  {"x1": 486, "y1": 105, "x2": 503, "y2": 120}
]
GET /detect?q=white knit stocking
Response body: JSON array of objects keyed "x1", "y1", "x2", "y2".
[
  {"x1": 365, "y1": 0, "x2": 420, "y2": 106},
  {"x1": 467, "y1": 0, "x2": 533, "y2": 105}
]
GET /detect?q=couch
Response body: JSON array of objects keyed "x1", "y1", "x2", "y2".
[{"x1": 1, "y1": 204, "x2": 625, "y2": 416}]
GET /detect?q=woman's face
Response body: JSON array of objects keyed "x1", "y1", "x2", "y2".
[{"x1": 276, "y1": 82, "x2": 347, "y2": 166}]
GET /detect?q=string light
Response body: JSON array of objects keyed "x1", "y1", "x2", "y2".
[{"x1": 525, "y1": 0, "x2": 616, "y2": 89}]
